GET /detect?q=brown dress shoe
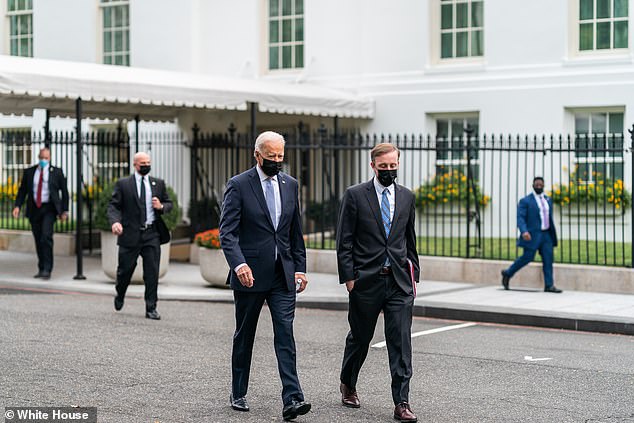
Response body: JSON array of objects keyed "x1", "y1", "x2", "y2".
[
  {"x1": 340, "y1": 382, "x2": 360, "y2": 408},
  {"x1": 394, "y1": 402, "x2": 417, "y2": 422}
]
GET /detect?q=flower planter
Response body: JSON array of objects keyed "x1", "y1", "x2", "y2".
[
  {"x1": 199, "y1": 247, "x2": 230, "y2": 288},
  {"x1": 420, "y1": 202, "x2": 467, "y2": 217},
  {"x1": 100, "y1": 230, "x2": 170, "y2": 284}
]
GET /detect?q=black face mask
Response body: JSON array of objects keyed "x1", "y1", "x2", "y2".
[
  {"x1": 533, "y1": 187, "x2": 543, "y2": 195},
  {"x1": 139, "y1": 165, "x2": 151, "y2": 176},
  {"x1": 260, "y1": 158, "x2": 282, "y2": 177},
  {"x1": 377, "y1": 169, "x2": 398, "y2": 187}
]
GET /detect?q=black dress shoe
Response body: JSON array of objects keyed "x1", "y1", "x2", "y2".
[
  {"x1": 145, "y1": 310, "x2": 161, "y2": 320},
  {"x1": 114, "y1": 296, "x2": 124, "y2": 311},
  {"x1": 282, "y1": 400, "x2": 311, "y2": 421},
  {"x1": 501, "y1": 270, "x2": 510, "y2": 290},
  {"x1": 229, "y1": 394, "x2": 249, "y2": 412},
  {"x1": 544, "y1": 286, "x2": 563, "y2": 293},
  {"x1": 39, "y1": 271, "x2": 51, "y2": 280}
]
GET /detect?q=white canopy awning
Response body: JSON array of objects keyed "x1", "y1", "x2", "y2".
[{"x1": 0, "y1": 56, "x2": 374, "y2": 121}]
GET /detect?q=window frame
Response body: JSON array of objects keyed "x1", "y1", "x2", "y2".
[
  {"x1": 572, "y1": 108, "x2": 626, "y2": 184},
  {"x1": 6, "y1": 0, "x2": 33, "y2": 58},
  {"x1": 569, "y1": 0, "x2": 630, "y2": 58},
  {"x1": 430, "y1": 0, "x2": 485, "y2": 66},
  {"x1": 431, "y1": 113, "x2": 481, "y2": 176},
  {"x1": 100, "y1": 0, "x2": 130, "y2": 66},
  {"x1": 2, "y1": 128, "x2": 32, "y2": 172},
  {"x1": 266, "y1": 0, "x2": 305, "y2": 72}
]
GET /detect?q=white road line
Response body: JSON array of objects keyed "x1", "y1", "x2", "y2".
[
  {"x1": 371, "y1": 322, "x2": 478, "y2": 349},
  {"x1": 524, "y1": 356, "x2": 552, "y2": 362}
]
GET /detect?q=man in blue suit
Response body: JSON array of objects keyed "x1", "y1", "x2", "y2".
[
  {"x1": 502, "y1": 177, "x2": 562, "y2": 293},
  {"x1": 219, "y1": 131, "x2": 311, "y2": 421}
]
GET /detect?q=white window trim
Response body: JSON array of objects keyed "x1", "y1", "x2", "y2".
[
  {"x1": 567, "y1": 0, "x2": 631, "y2": 60},
  {"x1": 6, "y1": 0, "x2": 33, "y2": 57},
  {"x1": 262, "y1": 0, "x2": 305, "y2": 75},
  {"x1": 429, "y1": 0, "x2": 486, "y2": 67},
  {"x1": 429, "y1": 112, "x2": 480, "y2": 170},
  {"x1": 99, "y1": 0, "x2": 130, "y2": 66},
  {"x1": 2, "y1": 127, "x2": 33, "y2": 171}
]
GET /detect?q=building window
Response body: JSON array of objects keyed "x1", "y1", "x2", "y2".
[
  {"x1": 435, "y1": 116, "x2": 480, "y2": 176},
  {"x1": 574, "y1": 111, "x2": 624, "y2": 182},
  {"x1": 2, "y1": 129, "x2": 32, "y2": 183},
  {"x1": 579, "y1": 0, "x2": 628, "y2": 51},
  {"x1": 7, "y1": 0, "x2": 33, "y2": 57},
  {"x1": 440, "y1": 0, "x2": 484, "y2": 59},
  {"x1": 101, "y1": 0, "x2": 129, "y2": 66},
  {"x1": 268, "y1": 0, "x2": 304, "y2": 70}
]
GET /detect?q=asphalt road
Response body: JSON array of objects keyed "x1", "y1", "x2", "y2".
[{"x1": 1, "y1": 286, "x2": 633, "y2": 423}]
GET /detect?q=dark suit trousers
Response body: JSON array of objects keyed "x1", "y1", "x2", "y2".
[
  {"x1": 341, "y1": 273, "x2": 414, "y2": 405},
  {"x1": 231, "y1": 261, "x2": 304, "y2": 406},
  {"x1": 29, "y1": 203, "x2": 56, "y2": 273},
  {"x1": 115, "y1": 228, "x2": 160, "y2": 311}
]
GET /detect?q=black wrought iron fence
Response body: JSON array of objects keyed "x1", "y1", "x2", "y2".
[{"x1": 1, "y1": 125, "x2": 632, "y2": 267}]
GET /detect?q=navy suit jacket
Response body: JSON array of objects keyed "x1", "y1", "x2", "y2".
[
  {"x1": 219, "y1": 167, "x2": 306, "y2": 292},
  {"x1": 516, "y1": 193, "x2": 558, "y2": 249},
  {"x1": 14, "y1": 165, "x2": 69, "y2": 218}
]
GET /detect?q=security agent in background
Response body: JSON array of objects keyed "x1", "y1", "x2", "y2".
[
  {"x1": 107, "y1": 152, "x2": 172, "y2": 320},
  {"x1": 13, "y1": 147, "x2": 69, "y2": 280}
]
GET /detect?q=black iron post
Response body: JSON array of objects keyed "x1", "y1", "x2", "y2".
[
  {"x1": 191, "y1": 123, "x2": 200, "y2": 208},
  {"x1": 250, "y1": 102, "x2": 257, "y2": 142},
  {"x1": 629, "y1": 124, "x2": 634, "y2": 268},
  {"x1": 465, "y1": 125, "x2": 472, "y2": 258},
  {"x1": 135, "y1": 114, "x2": 140, "y2": 153},
  {"x1": 44, "y1": 109, "x2": 51, "y2": 148},
  {"x1": 228, "y1": 122, "x2": 237, "y2": 174},
  {"x1": 73, "y1": 98, "x2": 85, "y2": 280}
]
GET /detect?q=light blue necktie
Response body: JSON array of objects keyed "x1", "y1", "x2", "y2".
[
  {"x1": 381, "y1": 188, "x2": 391, "y2": 265},
  {"x1": 381, "y1": 188, "x2": 391, "y2": 237},
  {"x1": 265, "y1": 177, "x2": 277, "y2": 229}
]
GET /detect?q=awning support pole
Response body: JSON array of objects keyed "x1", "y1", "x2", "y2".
[
  {"x1": 135, "y1": 114, "x2": 140, "y2": 152},
  {"x1": 73, "y1": 98, "x2": 86, "y2": 280}
]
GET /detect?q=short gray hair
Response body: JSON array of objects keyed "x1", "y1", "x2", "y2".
[{"x1": 254, "y1": 131, "x2": 285, "y2": 153}]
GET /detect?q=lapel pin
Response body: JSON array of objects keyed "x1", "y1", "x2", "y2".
[
  {"x1": 152, "y1": 181, "x2": 156, "y2": 185},
  {"x1": 282, "y1": 180, "x2": 286, "y2": 184}
]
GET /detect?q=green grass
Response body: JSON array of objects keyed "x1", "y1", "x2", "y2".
[{"x1": 305, "y1": 236, "x2": 632, "y2": 267}]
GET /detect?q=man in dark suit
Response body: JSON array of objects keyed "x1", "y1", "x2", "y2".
[
  {"x1": 219, "y1": 131, "x2": 311, "y2": 421},
  {"x1": 107, "y1": 152, "x2": 172, "y2": 320},
  {"x1": 13, "y1": 147, "x2": 69, "y2": 279},
  {"x1": 501, "y1": 177, "x2": 562, "y2": 293},
  {"x1": 336, "y1": 143, "x2": 420, "y2": 423}
]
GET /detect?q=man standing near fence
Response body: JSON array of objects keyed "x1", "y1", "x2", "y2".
[
  {"x1": 12, "y1": 147, "x2": 69, "y2": 280},
  {"x1": 219, "y1": 131, "x2": 311, "y2": 421},
  {"x1": 336, "y1": 143, "x2": 420, "y2": 422},
  {"x1": 501, "y1": 176, "x2": 562, "y2": 293},
  {"x1": 107, "y1": 152, "x2": 173, "y2": 320}
]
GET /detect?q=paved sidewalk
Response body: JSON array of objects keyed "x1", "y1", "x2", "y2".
[{"x1": 0, "y1": 250, "x2": 632, "y2": 335}]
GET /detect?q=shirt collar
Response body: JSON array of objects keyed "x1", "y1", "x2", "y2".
[
  {"x1": 373, "y1": 176, "x2": 394, "y2": 196},
  {"x1": 256, "y1": 165, "x2": 277, "y2": 183}
]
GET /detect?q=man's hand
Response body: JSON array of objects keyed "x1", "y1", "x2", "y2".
[
  {"x1": 152, "y1": 197, "x2": 163, "y2": 210},
  {"x1": 295, "y1": 273, "x2": 308, "y2": 293},
  {"x1": 522, "y1": 232, "x2": 531, "y2": 241},
  {"x1": 12, "y1": 207, "x2": 20, "y2": 219},
  {"x1": 112, "y1": 222, "x2": 123, "y2": 236},
  {"x1": 236, "y1": 265, "x2": 255, "y2": 288},
  {"x1": 58, "y1": 212, "x2": 68, "y2": 222},
  {"x1": 345, "y1": 280, "x2": 355, "y2": 293}
]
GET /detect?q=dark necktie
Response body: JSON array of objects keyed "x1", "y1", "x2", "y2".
[
  {"x1": 139, "y1": 176, "x2": 147, "y2": 225},
  {"x1": 36, "y1": 169, "x2": 43, "y2": 208}
]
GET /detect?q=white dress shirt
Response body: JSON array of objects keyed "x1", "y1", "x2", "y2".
[
  {"x1": 134, "y1": 172, "x2": 155, "y2": 225},
  {"x1": 373, "y1": 176, "x2": 395, "y2": 222},
  {"x1": 33, "y1": 165, "x2": 50, "y2": 203},
  {"x1": 532, "y1": 192, "x2": 550, "y2": 230}
]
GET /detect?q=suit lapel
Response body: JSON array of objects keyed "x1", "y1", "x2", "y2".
[
  {"x1": 130, "y1": 175, "x2": 143, "y2": 210},
  {"x1": 388, "y1": 184, "x2": 405, "y2": 241},
  {"x1": 247, "y1": 167, "x2": 275, "y2": 230},
  {"x1": 277, "y1": 173, "x2": 289, "y2": 229},
  {"x1": 364, "y1": 180, "x2": 387, "y2": 240}
]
